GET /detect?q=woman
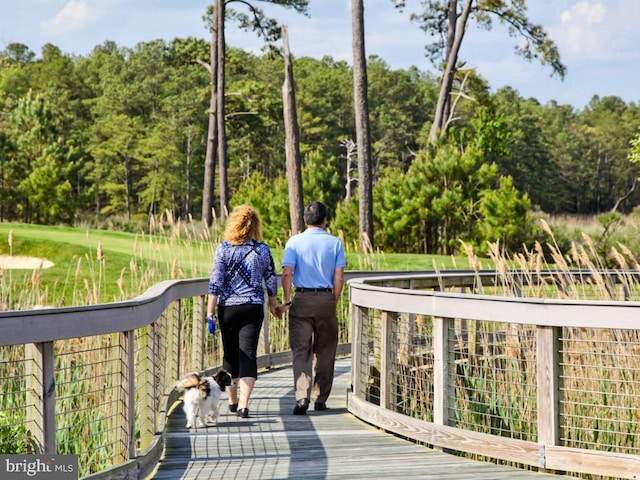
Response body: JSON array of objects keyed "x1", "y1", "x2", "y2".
[{"x1": 207, "y1": 205, "x2": 279, "y2": 418}]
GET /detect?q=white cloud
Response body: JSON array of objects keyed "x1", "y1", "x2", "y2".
[
  {"x1": 552, "y1": 1, "x2": 640, "y2": 62},
  {"x1": 557, "y1": 2, "x2": 607, "y2": 57},
  {"x1": 560, "y1": 2, "x2": 606, "y2": 25},
  {"x1": 40, "y1": 1, "x2": 93, "y2": 34}
]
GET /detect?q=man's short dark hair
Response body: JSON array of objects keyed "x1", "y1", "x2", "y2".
[{"x1": 304, "y1": 201, "x2": 327, "y2": 226}]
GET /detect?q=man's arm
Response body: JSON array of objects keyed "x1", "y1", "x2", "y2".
[
  {"x1": 333, "y1": 267, "x2": 345, "y2": 302},
  {"x1": 281, "y1": 266, "x2": 294, "y2": 304}
]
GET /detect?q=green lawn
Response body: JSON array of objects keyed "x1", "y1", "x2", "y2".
[{"x1": 0, "y1": 222, "x2": 475, "y2": 307}]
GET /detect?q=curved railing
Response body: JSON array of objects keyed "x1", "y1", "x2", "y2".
[
  {"x1": 1, "y1": 278, "x2": 217, "y2": 479},
  {"x1": 347, "y1": 270, "x2": 640, "y2": 480},
  {"x1": 0, "y1": 271, "x2": 387, "y2": 479},
  {"x1": 3, "y1": 269, "x2": 640, "y2": 479}
]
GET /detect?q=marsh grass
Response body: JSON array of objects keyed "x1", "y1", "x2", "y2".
[
  {"x1": 471, "y1": 225, "x2": 640, "y2": 463},
  {"x1": 5, "y1": 213, "x2": 640, "y2": 477},
  {"x1": 365, "y1": 221, "x2": 640, "y2": 478}
]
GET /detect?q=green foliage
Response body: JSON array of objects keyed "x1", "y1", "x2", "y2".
[
  {"x1": 628, "y1": 131, "x2": 640, "y2": 164},
  {"x1": 0, "y1": 412, "x2": 37, "y2": 454},
  {"x1": 332, "y1": 197, "x2": 359, "y2": 249},
  {"x1": 1, "y1": 31, "x2": 640, "y2": 257},
  {"x1": 467, "y1": 106, "x2": 512, "y2": 158},
  {"x1": 301, "y1": 148, "x2": 343, "y2": 207},
  {"x1": 371, "y1": 143, "x2": 533, "y2": 255},
  {"x1": 230, "y1": 172, "x2": 291, "y2": 247},
  {"x1": 476, "y1": 176, "x2": 532, "y2": 255},
  {"x1": 4, "y1": 89, "x2": 78, "y2": 223}
]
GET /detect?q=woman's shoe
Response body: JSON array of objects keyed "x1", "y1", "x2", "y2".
[
  {"x1": 229, "y1": 403, "x2": 238, "y2": 413},
  {"x1": 237, "y1": 407, "x2": 249, "y2": 418}
]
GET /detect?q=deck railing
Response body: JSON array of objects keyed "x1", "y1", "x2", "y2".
[
  {"x1": 0, "y1": 270, "x2": 368, "y2": 480},
  {"x1": 0, "y1": 278, "x2": 218, "y2": 479},
  {"x1": 3, "y1": 270, "x2": 640, "y2": 479},
  {"x1": 347, "y1": 270, "x2": 640, "y2": 480}
]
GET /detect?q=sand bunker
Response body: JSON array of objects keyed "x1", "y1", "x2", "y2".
[{"x1": 0, "y1": 255, "x2": 54, "y2": 269}]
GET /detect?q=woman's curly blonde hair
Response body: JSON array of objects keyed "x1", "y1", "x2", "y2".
[{"x1": 224, "y1": 205, "x2": 263, "y2": 245}]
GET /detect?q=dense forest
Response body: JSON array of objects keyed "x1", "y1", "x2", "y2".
[{"x1": 1, "y1": 36, "x2": 639, "y2": 255}]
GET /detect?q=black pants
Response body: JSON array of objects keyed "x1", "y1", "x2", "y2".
[{"x1": 217, "y1": 303, "x2": 264, "y2": 379}]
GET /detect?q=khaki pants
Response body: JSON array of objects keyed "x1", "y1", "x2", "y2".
[{"x1": 288, "y1": 291, "x2": 338, "y2": 403}]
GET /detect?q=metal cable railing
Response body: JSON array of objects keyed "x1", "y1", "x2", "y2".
[
  {"x1": 3, "y1": 270, "x2": 640, "y2": 479},
  {"x1": 348, "y1": 270, "x2": 640, "y2": 480}
]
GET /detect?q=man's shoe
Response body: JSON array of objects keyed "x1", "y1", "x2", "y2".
[
  {"x1": 314, "y1": 402, "x2": 327, "y2": 411},
  {"x1": 293, "y1": 398, "x2": 309, "y2": 415}
]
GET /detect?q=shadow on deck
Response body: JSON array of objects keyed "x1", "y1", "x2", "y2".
[{"x1": 148, "y1": 358, "x2": 566, "y2": 480}]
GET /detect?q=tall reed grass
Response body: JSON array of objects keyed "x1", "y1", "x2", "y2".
[
  {"x1": 6, "y1": 213, "x2": 638, "y2": 478},
  {"x1": 0, "y1": 213, "x2": 226, "y2": 475},
  {"x1": 364, "y1": 220, "x2": 640, "y2": 479}
]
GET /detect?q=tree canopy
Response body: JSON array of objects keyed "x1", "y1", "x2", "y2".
[{"x1": 1, "y1": 33, "x2": 639, "y2": 256}]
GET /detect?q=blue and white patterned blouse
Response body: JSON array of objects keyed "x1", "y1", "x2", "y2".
[{"x1": 208, "y1": 240, "x2": 278, "y2": 306}]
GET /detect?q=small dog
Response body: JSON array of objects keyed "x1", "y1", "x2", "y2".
[{"x1": 176, "y1": 369, "x2": 234, "y2": 428}]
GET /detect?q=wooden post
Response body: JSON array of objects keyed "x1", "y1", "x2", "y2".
[
  {"x1": 379, "y1": 311, "x2": 393, "y2": 409},
  {"x1": 537, "y1": 325, "x2": 560, "y2": 472},
  {"x1": 433, "y1": 317, "x2": 452, "y2": 427},
  {"x1": 169, "y1": 300, "x2": 181, "y2": 381},
  {"x1": 118, "y1": 331, "x2": 135, "y2": 461},
  {"x1": 25, "y1": 342, "x2": 55, "y2": 454},
  {"x1": 350, "y1": 304, "x2": 364, "y2": 398},
  {"x1": 192, "y1": 296, "x2": 205, "y2": 371},
  {"x1": 138, "y1": 323, "x2": 157, "y2": 451}
]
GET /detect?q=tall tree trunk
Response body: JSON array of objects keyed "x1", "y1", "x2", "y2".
[
  {"x1": 342, "y1": 139, "x2": 357, "y2": 201},
  {"x1": 429, "y1": 0, "x2": 473, "y2": 142},
  {"x1": 125, "y1": 155, "x2": 132, "y2": 221},
  {"x1": 441, "y1": 0, "x2": 458, "y2": 129},
  {"x1": 281, "y1": 26, "x2": 305, "y2": 234},
  {"x1": 351, "y1": 0, "x2": 374, "y2": 251},
  {"x1": 201, "y1": 4, "x2": 218, "y2": 226},
  {"x1": 185, "y1": 131, "x2": 193, "y2": 219},
  {"x1": 216, "y1": 0, "x2": 229, "y2": 221}
]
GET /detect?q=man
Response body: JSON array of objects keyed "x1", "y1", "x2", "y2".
[{"x1": 279, "y1": 201, "x2": 346, "y2": 415}]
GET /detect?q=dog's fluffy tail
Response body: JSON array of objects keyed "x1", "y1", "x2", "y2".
[{"x1": 176, "y1": 372, "x2": 202, "y2": 392}]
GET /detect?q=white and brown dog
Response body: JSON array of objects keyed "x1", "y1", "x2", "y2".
[{"x1": 176, "y1": 369, "x2": 234, "y2": 428}]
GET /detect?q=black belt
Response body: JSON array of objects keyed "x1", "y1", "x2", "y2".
[{"x1": 295, "y1": 287, "x2": 333, "y2": 292}]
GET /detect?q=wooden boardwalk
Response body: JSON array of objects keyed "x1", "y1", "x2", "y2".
[{"x1": 149, "y1": 358, "x2": 566, "y2": 480}]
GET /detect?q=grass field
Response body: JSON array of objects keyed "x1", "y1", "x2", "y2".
[{"x1": 0, "y1": 221, "x2": 476, "y2": 308}]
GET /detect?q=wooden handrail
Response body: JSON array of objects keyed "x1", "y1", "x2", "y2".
[
  {"x1": 347, "y1": 270, "x2": 640, "y2": 479},
  {"x1": 4, "y1": 269, "x2": 640, "y2": 479}
]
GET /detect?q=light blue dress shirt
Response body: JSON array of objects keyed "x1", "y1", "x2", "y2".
[{"x1": 281, "y1": 227, "x2": 346, "y2": 288}]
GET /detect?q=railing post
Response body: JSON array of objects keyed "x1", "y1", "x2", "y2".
[
  {"x1": 117, "y1": 331, "x2": 135, "y2": 462},
  {"x1": 433, "y1": 316, "x2": 453, "y2": 428},
  {"x1": 536, "y1": 325, "x2": 560, "y2": 472},
  {"x1": 168, "y1": 301, "x2": 181, "y2": 381},
  {"x1": 192, "y1": 296, "x2": 205, "y2": 371},
  {"x1": 138, "y1": 323, "x2": 157, "y2": 452},
  {"x1": 379, "y1": 311, "x2": 393, "y2": 409},
  {"x1": 25, "y1": 342, "x2": 55, "y2": 454},
  {"x1": 350, "y1": 304, "x2": 364, "y2": 398}
]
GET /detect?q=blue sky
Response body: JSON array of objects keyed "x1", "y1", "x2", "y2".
[{"x1": 1, "y1": 0, "x2": 638, "y2": 110}]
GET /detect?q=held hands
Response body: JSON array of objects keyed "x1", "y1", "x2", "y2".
[
  {"x1": 274, "y1": 302, "x2": 291, "y2": 319},
  {"x1": 269, "y1": 303, "x2": 281, "y2": 319}
]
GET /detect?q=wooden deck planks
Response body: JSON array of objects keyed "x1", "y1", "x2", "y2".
[{"x1": 148, "y1": 358, "x2": 566, "y2": 479}]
